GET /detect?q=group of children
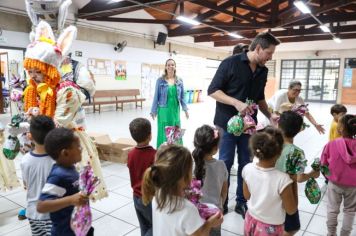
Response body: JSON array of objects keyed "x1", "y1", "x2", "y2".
[
  {"x1": 126, "y1": 104, "x2": 355, "y2": 236},
  {"x1": 19, "y1": 103, "x2": 355, "y2": 236}
]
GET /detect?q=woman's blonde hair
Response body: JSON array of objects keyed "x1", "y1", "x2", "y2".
[
  {"x1": 142, "y1": 145, "x2": 192, "y2": 213},
  {"x1": 23, "y1": 58, "x2": 60, "y2": 117}
]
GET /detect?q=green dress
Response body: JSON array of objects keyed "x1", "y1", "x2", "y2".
[{"x1": 157, "y1": 85, "x2": 182, "y2": 148}]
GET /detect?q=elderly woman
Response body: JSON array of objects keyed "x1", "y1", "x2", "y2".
[{"x1": 268, "y1": 80, "x2": 325, "y2": 134}]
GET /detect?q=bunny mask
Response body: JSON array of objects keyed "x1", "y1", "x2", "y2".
[{"x1": 23, "y1": 20, "x2": 77, "y2": 117}]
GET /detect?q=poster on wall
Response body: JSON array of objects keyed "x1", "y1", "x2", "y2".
[
  {"x1": 87, "y1": 58, "x2": 112, "y2": 75},
  {"x1": 343, "y1": 68, "x2": 353, "y2": 88},
  {"x1": 114, "y1": 60, "x2": 127, "y2": 80},
  {"x1": 141, "y1": 63, "x2": 164, "y2": 100}
]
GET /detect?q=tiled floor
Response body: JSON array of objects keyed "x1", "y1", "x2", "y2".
[{"x1": 0, "y1": 98, "x2": 355, "y2": 236}]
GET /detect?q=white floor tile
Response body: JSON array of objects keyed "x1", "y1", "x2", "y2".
[
  {"x1": 92, "y1": 215, "x2": 136, "y2": 236},
  {"x1": 112, "y1": 184, "x2": 134, "y2": 199},
  {"x1": 110, "y1": 203, "x2": 139, "y2": 227},
  {"x1": 3, "y1": 224, "x2": 30, "y2": 236},
  {"x1": 298, "y1": 195, "x2": 319, "y2": 214},
  {"x1": 0, "y1": 198, "x2": 20, "y2": 214},
  {"x1": 0, "y1": 208, "x2": 28, "y2": 235},
  {"x1": 124, "y1": 227, "x2": 141, "y2": 236},
  {"x1": 5, "y1": 191, "x2": 27, "y2": 208},
  {"x1": 103, "y1": 175, "x2": 130, "y2": 191},
  {"x1": 299, "y1": 210, "x2": 313, "y2": 230},
  {"x1": 221, "y1": 212, "x2": 244, "y2": 235},
  {"x1": 221, "y1": 229, "x2": 239, "y2": 235},
  {"x1": 91, "y1": 208, "x2": 106, "y2": 221},
  {"x1": 91, "y1": 192, "x2": 132, "y2": 214}
]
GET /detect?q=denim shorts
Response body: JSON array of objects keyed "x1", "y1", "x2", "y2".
[{"x1": 285, "y1": 210, "x2": 301, "y2": 232}]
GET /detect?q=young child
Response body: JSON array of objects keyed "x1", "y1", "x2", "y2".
[
  {"x1": 20, "y1": 115, "x2": 55, "y2": 235},
  {"x1": 192, "y1": 125, "x2": 228, "y2": 236},
  {"x1": 276, "y1": 111, "x2": 320, "y2": 236},
  {"x1": 329, "y1": 104, "x2": 347, "y2": 141},
  {"x1": 243, "y1": 127, "x2": 297, "y2": 236},
  {"x1": 321, "y1": 114, "x2": 356, "y2": 236},
  {"x1": 37, "y1": 128, "x2": 93, "y2": 236},
  {"x1": 142, "y1": 145, "x2": 223, "y2": 236},
  {"x1": 127, "y1": 118, "x2": 156, "y2": 236}
]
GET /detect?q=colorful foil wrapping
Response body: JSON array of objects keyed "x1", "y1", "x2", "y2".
[
  {"x1": 164, "y1": 126, "x2": 185, "y2": 145},
  {"x1": 304, "y1": 158, "x2": 330, "y2": 204},
  {"x1": 71, "y1": 165, "x2": 100, "y2": 236},
  {"x1": 227, "y1": 100, "x2": 258, "y2": 136},
  {"x1": 285, "y1": 148, "x2": 307, "y2": 175},
  {"x1": 185, "y1": 179, "x2": 220, "y2": 220}
]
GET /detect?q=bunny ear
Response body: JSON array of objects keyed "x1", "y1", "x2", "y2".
[
  {"x1": 57, "y1": 0, "x2": 72, "y2": 32},
  {"x1": 34, "y1": 21, "x2": 55, "y2": 42},
  {"x1": 57, "y1": 25, "x2": 77, "y2": 57},
  {"x1": 25, "y1": 0, "x2": 38, "y2": 26}
]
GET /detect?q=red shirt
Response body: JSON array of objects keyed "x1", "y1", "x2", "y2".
[{"x1": 127, "y1": 145, "x2": 156, "y2": 197}]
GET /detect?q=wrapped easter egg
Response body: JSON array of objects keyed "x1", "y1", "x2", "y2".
[{"x1": 227, "y1": 115, "x2": 244, "y2": 136}]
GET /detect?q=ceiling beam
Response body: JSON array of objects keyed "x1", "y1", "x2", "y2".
[
  {"x1": 78, "y1": 0, "x2": 178, "y2": 19},
  {"x1": 168, "y1": 1, "x2": 235, "y2": 37},
  {"x1": 87, "y1": 17, "x2": 181, "y2": 24},
  {"x1": 234, "y1": 2, "x2": 269, "y2": 16},
  {"x1": 214, "y1": 32, "x2": 356, "y2": 47},
  {"x1": 271, "y1": 0, "x2": 280, "y2": 25},
  {"x1": 190, "y1": 0, "x2": 253, "y2": 23},
  {"x1": 276, "y1": 0, "x2": 356, "y2": 27},
  {"x1": 194, "y1": 24, "x2": 356, "y2": 42}
]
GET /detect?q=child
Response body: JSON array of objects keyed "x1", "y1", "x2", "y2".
[
  {"x1": 142, "y1": 145, "x2": 223, "y2": 236},
  {"x1": 243, "y1": 127, "x2": 297, "y2": 236},
  {"x1": 37, "y1": 128, "x2": 93, "y2": 236},
  {"x1": 276, "y1": 111, "x2": 320, "y2": 236},
  {"x1": 127, "y1": 118, "x2": 156, "y2": 236},
  {"x1": 192, "y1": 125, "x2": 228, "y2": 236},
  {"x1": 329, "y1": 104, "x2": 347, "y2": 141},
  {"x1": 20, "y1": 115, "x2": 55, "y2": 235},
  {"x1": 321, "y1": 114, "x2": 356, "y2": 236}
]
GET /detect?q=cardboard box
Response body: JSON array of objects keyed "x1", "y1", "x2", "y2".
[{"x1": 89, "y1": 134, "x2": 135, "y2": 164}]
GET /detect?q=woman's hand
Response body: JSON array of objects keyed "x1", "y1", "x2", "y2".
[
  {"x1": 150, "y1": 113, "x2": 157, "y2": 120},
  {"x1": 314, "y1": 123, "x2": 325, "y2": 134},
  {"x1": 185, "y1": 111, "x2": 189, "y2": 119}
]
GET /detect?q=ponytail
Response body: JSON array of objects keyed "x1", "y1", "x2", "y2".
[
  {"x1": 192, "y1": 148, "x2": 206, "y2": 185},
  {"x1": 142, "y1": 166, "x2": 157, "y2": 205}
]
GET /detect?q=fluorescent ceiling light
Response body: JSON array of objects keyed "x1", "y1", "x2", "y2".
[
  {"x1": 177, "y1": 16, "x2": 200, "y2": 26},
  {"x1": 228, "y1": 33, "x2": 243, "y2": 39},
  {"x1": 110, "y1": 0, "x2": 123, "y2": 2},
  {"x1": 333, "y1": 37, "x2": 342, "y2": 43},
  {"x1": 320, "y1": 25, "x2": 330, "y2": 33},
  {"x1": 294, "y1": 1, "x2": 311, "y2": 14}
]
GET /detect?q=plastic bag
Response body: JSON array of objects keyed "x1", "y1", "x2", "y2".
[
  {"x1": 165, "y1": 126, "x2": 185, "y2": 145},
  {"x1": 3, "y1": 135, "x2": 20, "y2": 160}
]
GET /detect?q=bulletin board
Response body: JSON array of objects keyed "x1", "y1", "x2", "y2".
[
  {"x1": 87, "y1": 58, "x2": 112, "y2": 76},
  {"x1": 141, "y1": 63, "x2": 164, "y2": 100}
]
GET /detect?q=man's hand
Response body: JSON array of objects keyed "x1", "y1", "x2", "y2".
[{"x1": 233, "y1": 100, "x2": 254, "y2": 115}]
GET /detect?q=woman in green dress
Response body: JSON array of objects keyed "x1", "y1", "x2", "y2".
[{"x1": 150, "y1": 59, "x2": 189, "y2": 148}]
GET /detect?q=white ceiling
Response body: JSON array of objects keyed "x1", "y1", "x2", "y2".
[{"x1": 1, "y1": 0, "x2": 356, "y2": 53}]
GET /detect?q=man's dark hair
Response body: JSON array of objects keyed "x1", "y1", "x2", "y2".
[
  {"x1": 232, "y1": 43, "x2": 249, "y2": 55},
  {"x1": 129, "y1": 118, "x2": 151, "y2": 143},
  {"x1": 330, "y1": 104, "x2": 347, "y2": 115},
  {"x1": 278, "y1": 111, "x2": 303, "y2": 138},
  {"x1": 30, "y1": 115, "x2": 55, "y2": 145},
  {"x1": 44, "y1": 128, "x2": 75, "y2": 160},
  {"x1": 249, "y1": 32, "x2": 280, "y2": 51}
]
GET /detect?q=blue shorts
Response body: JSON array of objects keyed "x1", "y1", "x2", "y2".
[{"x1": 285, "y1": 210, "x2": 301, "y2": 232}]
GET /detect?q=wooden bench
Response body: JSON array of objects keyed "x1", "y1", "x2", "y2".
[{"x1": 84, "y1": 89, "x2": 145, "y2": 113}]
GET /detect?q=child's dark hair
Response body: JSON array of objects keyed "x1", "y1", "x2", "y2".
[
  {"x1": 278, "y1": 111, "x2": 303, "y2": 138},
  {"x1": 44, "y1": 128, "x2": 76, "y2": 160},
  {"x1": 129, "y1": 118, "x2": 151, "y2": 143},
  {"x1": 249, "y1": 126, "x2": 284, "y2": 160},
  {"x1": 330, "y1": 104, "x2": 347, "y2": 115},
  {"x1": 30, "y1": 115, "x2": 55, "y2": 145},
  {"x1": 142, "y1": 145, "x2": 192, "y2": 213},
  {"x1": 338, "y1": 114, "x2": 356, "y2": 138},
  {"x1": 192, "y1": 125, "x2": 220, "y2": 185}
]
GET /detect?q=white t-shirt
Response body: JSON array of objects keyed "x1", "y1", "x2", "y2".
[
  {"x1": 268, "y1": 90, "x2": 305, "y2": 113},
  {"x1": 242, "y1": 162, "x2": 293, "y2": 225},
  {"x1": 152, "y1": 197, "x2": 205, "y2": 236},
  {"x1": 20, "y1": 152, "x2": 54, "y2": 220}
]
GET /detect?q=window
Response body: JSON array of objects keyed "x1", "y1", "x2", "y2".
[{"x1": 280, "y1": 59, "x2": 340, "y2": 102}]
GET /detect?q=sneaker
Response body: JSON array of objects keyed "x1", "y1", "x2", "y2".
[
  {"x1": 18, "y1": 209, "x2": 27, "y2": 221},
  {"x1": 234, "y1": 203, "x2": 247, "y2": 219}
]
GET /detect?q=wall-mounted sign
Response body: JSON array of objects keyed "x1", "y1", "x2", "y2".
[
  {"x1": 75, "y1": 51, "x2": 82, "y2": 57},
  {"x1": 343, "y1": 68, "x2": 353, "y2": 88}
]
